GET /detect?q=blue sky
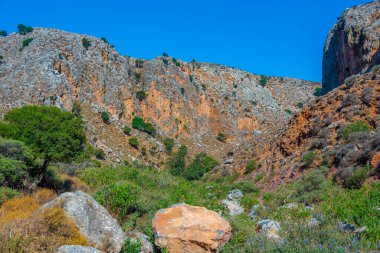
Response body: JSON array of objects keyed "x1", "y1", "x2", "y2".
[{"x1": 0, "y1": 0, "x2": 371, "y2": 82}]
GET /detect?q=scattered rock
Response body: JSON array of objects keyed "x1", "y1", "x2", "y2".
[
  {"x1": 340, "y1": 222, "x2": 356, "y2": 232},
  {"x1": 283, "y1": 203, "x2": 298, "y2": 209},
  {"x1": 222, "y1": 189, "x2": 244, "y2": 216},
  {"x1": 43, "y1": 191, "x2": 125, "y2": 253},
  {"x1": 223, "y1": 159, "x2": 234, "y2": 164},
  {"x1": 152, "y1": 203, "x2": 232, "y2": 253},
  {"x1": 354, "y1": 226, "x2": 367, "y2": 234},
  {"x1": 256, "y1": 219, "x2": 281, "y2": 240},
  {"x1": 57, "y1": 245, "x2": 102, "y2": 253},
  {"x1": 125, "y1": 231, "x2": 153, "y2": 253},
  {"x1": 308, "y1": 218, "x2": 320, "y2": 227}
]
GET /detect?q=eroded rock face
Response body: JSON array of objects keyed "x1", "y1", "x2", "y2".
[
  {"x1": 322, "y1": 1, "x2": 380, "y2": 92},
  {"x1": 152, "y1": 203, "x2": 232, "y2": 253},
  {"x1": 43, "y1": 191, "x2": 125, "y2": 253}
]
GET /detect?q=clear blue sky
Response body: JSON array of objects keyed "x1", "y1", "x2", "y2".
[{"x1": 0, "y1": 0, "x2": 371, "y2": 82}]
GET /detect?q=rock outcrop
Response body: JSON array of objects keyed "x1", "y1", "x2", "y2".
[
  {"x1": 322, "y1": 1, "x2": 380, "y2": 92},
  {"x1": 152, "y1": 203, "x2": 232, "y2": 252},
  {"x1": 43, "y1": 191, "x2": 125, "y2": 253},
  {"x1": 0, "y1": 28, "x2": 317, "y2": 165}
]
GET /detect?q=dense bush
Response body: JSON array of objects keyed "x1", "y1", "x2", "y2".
[
  {"x1": 162, "y1": 52, "x2": 169, "y2": 57},
  {"x1": 101, "y1": 111, "x2": 110, "y2": 124},
  {"x1": 217, "y1": 133, "x2": 226, "y2": 142},
  {"x1": 293, "y1": 168, "x2": 328, "y2": 204},
  {"x1": 131, "y1": 117, "x2": 155, "y2": 136},
  {"x1": 182, "y1": 152, "x2": 219, "y2": 180},
  {"x1": 81, "y1": 38, "x2": 91, "y2": 50},
  {"x1": 244, "y1": 160, "x2": 257, "y2": 174},
  {"x1": 100, "y1": 37, "x2": 109, "y2": 44},
  {"x1": 94, "y1": 149, "x2": 106, "y2": 160},
  {"x1": 168, "y1": 145, "x2": 187, "y2": 177},
  {"x1": 72, "y1": 100, "x2": 82, "y2": 117},
  {"x1": 94, "y1": 182, "x2": 138, "y2": 220},
  {"x1": 302, "y1": 151, "x2": 316, "y2": 168},
  {"x1": 341, "y1": 165, "x2": 371, "y2": 189},
  {"x1": 260, "y1": 75, "x2": 268, "y2": 86},
  {"x1": 17, "y1": 24, "x2": 33, "y2": 35},
  {"x1": 342, "y1": 121, "x2": 372, "y2": 142},
  {"x1": 0, "y1": 106, "x2": 86, "y2": 185},
  {"x1": 0, "y1": 187, "x2": 20, "y2": 205},
  {"x1": 20, "y1": 38, "x2": 33, "y2": 51},
  {"x1": 123, "y1": 126, "x2": 132, "y2": 135},
  {"x1": 136, "y1": 90, "x2": 146, "y2": 101},
  {"x1": 135, "y1": 59, "x2": 144, "y2": 68},
  {"x1": 0, "y1": 30, "x2": 7, "y2": 37},
  {"x1": 163, "y1": 138, "x2": 174, "y2": 154},
  {"x1": 314, "y1": 87, "x2": 323, "y2": 96},
  {"x1": 129, "y1": 137, "x2": 139, "y2": 149}
]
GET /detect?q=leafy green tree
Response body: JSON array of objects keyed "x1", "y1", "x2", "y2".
[
  {"x1": 17, "y1": 24, "x2": 33, "y2": 35},
  {"x1": 136, "y1": 90, "x2": 146, "y2": 101},
  {"x1": 82, "y1": 38, "x2": 91, "y2": 50},
  {"x1": 20, "y1": 38, "x2": 33, "y2": 51},
  {"x1": 260, "y1": 75, "x2": 268, "y2": 86},
  {"x1": 143, "y1": 123, "x2": 156, "y2": 136},
  {"x1": 182, "y1": 152, "x2": 219, "y2": 180},
  {"x1": 132, "y1": 117, "x2": 145, "y2": 130},
  {"x1": 0, "y1": 106, "x2": 86, "y2": 179},
  {"x1": 101, "y1": 37, "x2": 109, "y2": 44},
  {"x1": 0, "y1": 30, "x2": 7, "y2": 37},
  {"x1": 163, "y1": 138, "x2": 174, "y2": 154},
  {"x1": 168, "y1": 145, "x2": 187, "y2": 177}
]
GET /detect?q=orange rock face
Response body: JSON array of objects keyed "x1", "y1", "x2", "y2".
[{"x1": 152, "y1": 204, "x2": 232, "y2": 253}]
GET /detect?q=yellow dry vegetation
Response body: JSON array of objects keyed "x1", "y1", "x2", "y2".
[
  {"x1": 60, "y1": 174, "x2": 90, "y2": 192},
  {"x1": 0, "y1": 189, "x2": 88, "y2": 252}
]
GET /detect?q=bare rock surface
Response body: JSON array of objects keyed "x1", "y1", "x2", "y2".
[
  {"x1": 43, "y1": 191, "x2": 125, "y2": 253},
  {"x1": 323, "y1": 1, "x2": 380, "y2": 92},
  {"x1": 57, "y1": 245, "x2": 103, "y2": 253},
  {"x1": 152, "y1": 203, "x2": 232, "y2": 253}
]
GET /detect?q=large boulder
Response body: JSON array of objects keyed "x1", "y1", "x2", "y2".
[
  {"x1": 43, "y1": 191, "x2": 125, "y2": 253},
  {"x1": 322, "y1": 1, "x2": 380, "y2": 92},
  {"x1": 152, "y1": 203, "x2": 232, "y2": 252}
]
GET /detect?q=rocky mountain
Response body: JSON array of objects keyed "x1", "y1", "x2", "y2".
[
  {"x1": 322, "y1": 0, "x2": 380, "y2": 92},
  {"x1": 0, "y1": 28, "x2": 318, "y2": 166}
]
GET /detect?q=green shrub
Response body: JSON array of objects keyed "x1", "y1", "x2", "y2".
[
  {"x1": 134, "y1": 72, "x2": 141, "y2": 82},
  {"x1": 163, "y1": 138, "x2": 174, "y2": 154},
  {"x1": 162, "y1": 52, "x2": 169, "y2": 57},
  {"x1": 285, "y1": 109, "x2": 292, "y2": 115},
  {"x1": 0, "y1": 55, "x2": 3, "y2": 63},
  {"x1": 101, "y1": 111, "x2": 110, "y2": 125},
  {"x1": 143, "y1": 123, "x2": 156, "y2": 136},
  {"x1": 217, "y1": 133, "x2": 226, "y2": 142},
  {"x1": 293, "y1": 168, "x2": 328, "y2": 204},
  {"x1": 135, "y1": 59, "x2": 144, "y2": 68},
  {"x1": 72, "y1": 100, "x2": 82, "y2": 117},
  {"x1": 168, "y1": 145, "x2": 187, "y2": 177},
  {"x1": 0, "y1": 156, "x2": 28, "y2": 188},
  {"x1": 94, "y1": 149, "x2": 106, "y2": 160},
  {"x1": 20, "y1": 38, "x2": 33, "y2": 51},
  {"x1": 260, "y1": 75, "x2": 268, "y2": 86},
  {"x1": 342, "y1": 165, "x2": 371, "y2": 189},
  {"x1": 182, "y1": 153, "x2": 219, "y2": 180},
  {"x1": 94, "y1": 182, "x2": 138, "y2": 220},
  {"x1": 180, "y1": 87, "x2": 185, "y2": 95},
  {"x1": 244, "y1": 160, "x2": 257, "y2": 174},
  {"x1": 81, "y1": 38, "x2": 91, "y2": 50},
  {"x1": 254, "y1": 172, "x2": 264, "y2": 183},
  {"x1": 342, "y1": 121, "x2": 372, "y2": 142},
  {"x1": 175, "y1": 62, "x2": 180, "y2": 67},
  {"x1": 121, "y1": 238, "x2": 142, "y2": 253},
  {"x1": 136, "y1": 91, "x2": 146, "y2": 101},
  {"x1": 0, "y1": 30, "x2": 7, "y2": 37},
  {"x1": 162, "y1": 58, "x2": 169, "y2": 65},
  {"x1": 132, "y1": 117, "x2": 145, "y2": 130},
  {"x1": 314, "y1": 87, "x2": 323, "y2": 96},
  {"x1": 123, "y1": 126, "x2": 132, "y2": 135},
  {"x1": 302, "y1": 151, "x2": 315, "y2": 168},
  {"x1": 0, "y1": 187, "x2": 20, "y2": 205},
  {"x1": 129, "y1": 137, "x2": 139, "y2": 149},
  {"x1": 17, "y1": 24, "x2": 33, "y2": 35},
  {"x1": 100, "y1": 37, "x2": 109, "y2": 44},
  {"x1": 189, "y1": 75, "x2": 194, "y2": 82}
]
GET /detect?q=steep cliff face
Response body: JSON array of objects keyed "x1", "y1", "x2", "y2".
[
  {"x1": 0, "y1": 28, "x2": 317, "y2": 165},
  {"x1": 322, "y1": 1, "x2": 380, "y2": 93}
]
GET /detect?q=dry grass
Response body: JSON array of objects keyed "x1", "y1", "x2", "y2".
[{"x1": 0, "y1": 191, "x2": 88, "y2": 252}]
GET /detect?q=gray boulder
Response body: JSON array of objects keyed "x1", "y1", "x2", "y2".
[
  {"x1": 222, "y1": 189, "x2": 244, "y2": 216},
  {"x1": 57, "y1": 245, "x2": 102, "y2": 253},
  {"x1": 256, "y1": 219, "x2": 281, "y2": 240},
  {"x1": 43, "y1": 191, "x2": 125, "y2": 253}
]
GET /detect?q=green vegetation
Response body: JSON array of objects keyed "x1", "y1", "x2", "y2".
[
  {"x1": 342, "y1": 121, "x2": 372, "y2": 141},
  {"x1": 244, "y1": 160, "x2": 257, "y2": 174},
  {"x1": 101, "y1": 111, "x2": 111, "y2": 124},
  {"x1": 168, "y1": 145, "x2": 187, "y2": 177},
  {"x1": 182, "y1": 153, "x2": 219, "y2": 180},
  {"x1": 135, "y1": 59, "x2": 144, "y2": 68},
  {"x1": 81, "y1": 38, "x2": 91, "y2": 50},
  {"x1": 180, "y1": 87, "x2": 185, "y2": 95},
  {"x1": 163, "y1": 138, "x2": 174, "y2": 154},
  {"x1": 162, "y1": 58, "x2": 169, "y2": 65},
  {"x1": 100, "y1": 37, "x2": 109, "y2": 44},
  {"x1": 129, "y1": 137, "x2": 139, "y2": 149},
  {"x1": 123, "y1": 126, "x2": 132, "y2": 135},
  {"x1": 136, "y1": 90, "x2": 146, "y2": 101},
  {"x1": 314, "y1": 87, "x2": 323, "y2": 96},
  {"x1": 260, "y1": 75, "x2": 268, "y2": 86},
  {"x1": 341, "y1": 165, "x2": 371, "y2": 189},
  {"x1": 302, "y1": 151, "x2": 316, "y2": 168},
  {"x1": 0, "y1": 30, "x2": 7, "y2": 37},
  {"x1": 0, "y1": 106, "x2": 86, "y2": 187},
  {"x1": 0, "y1": 187, "x2": 20, "y2": 205},
  {"x1": 94, "y1": 148, "x2": 105, "y2": 160},
  {"x1": 162, "y1": 52, "x2": 169, "y2": 57},
  {"x1": 285, "y1": 109, "x2": 293, "y2": 115},
  {"x1": 189, "y1": 74, "x2": 194, "y2": 82},
  {"x1": 17, "y1": 24, "x2": 33, "y2": 35},
  {"x1": 121, "y1": 238, "x2": 142, "y2": 253},
  {"x1": 20, "y1": 38, "x2": 34, "y2": 51},
  {"x1": 71, "y1": 100, "x2": 82, "y2": 117},
  {"x1": 217, "y1": 133, "x2": 226, "y2": 142},
  {"x1": 131, "y1": 117, "x2": 155, "y2": 136}
]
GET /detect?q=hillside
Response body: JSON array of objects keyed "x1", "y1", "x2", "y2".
[{"x1": 0, "y1": 28, "x2": 318, "y2": 166}]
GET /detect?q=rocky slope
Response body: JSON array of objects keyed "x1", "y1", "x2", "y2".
[
  {"x1": 0, "y1": 28, "x2": 318, "y2": 166},
  {"x1": 322, "y1": 0, "x2": 380, "y2": 92}
]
